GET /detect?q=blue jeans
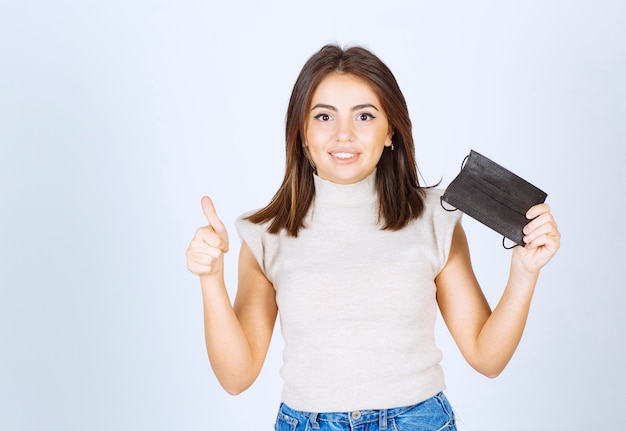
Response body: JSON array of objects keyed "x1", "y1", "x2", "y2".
[{"x1": 274, "y1": 392, "x2": 456, "y2": 431}]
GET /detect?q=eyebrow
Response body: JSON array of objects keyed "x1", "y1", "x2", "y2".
[{"x1": 310, "y1": 103, "x2": 380, "y2": 112}]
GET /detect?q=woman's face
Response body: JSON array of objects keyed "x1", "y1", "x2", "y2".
[{"x1": 304, "y1": 73, "x2": 392, "y2": 185}]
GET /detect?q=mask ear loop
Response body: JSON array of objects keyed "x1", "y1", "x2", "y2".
[
  {"x1": 440, "y1": 154, "x2": 471, "y2": 212},
  {"x1": 440, "y1": 197, "x2": 457, "y2": 212},
  {"x1": 502, "y1": 237, "x2": 519, "y2": 249},
  {"x1": 460, "y1": 153, "x2": 470, "y2": 170}
]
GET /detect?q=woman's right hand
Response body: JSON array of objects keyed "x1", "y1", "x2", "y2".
[{"x1": 186, "y1": 196, "x2": 230, "y2": 277}]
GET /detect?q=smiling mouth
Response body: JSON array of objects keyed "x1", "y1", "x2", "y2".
[{"x1": 331, "y1": 152, "x2": 358, "y2": 160}]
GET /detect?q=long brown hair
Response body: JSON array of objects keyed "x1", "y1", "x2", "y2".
[{"x1": 246, "y1": 44, "x2": 425, "y2": 236}]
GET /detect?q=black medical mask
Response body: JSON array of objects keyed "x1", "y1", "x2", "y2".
[{"x1": 440, "y1": 150, "x2": 547, "y2": 248}]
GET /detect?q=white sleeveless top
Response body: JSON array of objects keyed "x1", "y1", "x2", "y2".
[{"x1": 236, "y1": 172, "x2": 461, "y2": 412}]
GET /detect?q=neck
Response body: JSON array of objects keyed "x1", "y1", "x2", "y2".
[{"x1": 313, "y1": 171, "x2": 378, "y2": 207}]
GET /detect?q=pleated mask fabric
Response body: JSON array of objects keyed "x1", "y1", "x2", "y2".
[{"x1": 440, "y1": 150, "x2": 547, "y2": 248}]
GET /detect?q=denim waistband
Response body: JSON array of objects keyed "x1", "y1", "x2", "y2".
[{"x1": 278, "y1": 392, "x2": 448, "y2": 429}]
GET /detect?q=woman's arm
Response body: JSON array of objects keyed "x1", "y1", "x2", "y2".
[
  {"x1": 436, "y1": 204, "x2": 560, "y2": 378},
  {"x1": 186, "y1": 197, "x2": 277, "y2": 394}
]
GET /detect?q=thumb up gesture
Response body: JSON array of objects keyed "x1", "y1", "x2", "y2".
[{"x1": 186, "y1": 196, "x2": 230, "y2": 277}]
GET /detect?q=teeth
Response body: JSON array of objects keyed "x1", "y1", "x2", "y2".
[{"x1": 332, "y1": 152, "x2": 356, "y2": 159}]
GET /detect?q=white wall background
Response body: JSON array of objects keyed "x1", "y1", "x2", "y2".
[{"x1": 1, "y1": 1, "x2": 624, "y2": 430}]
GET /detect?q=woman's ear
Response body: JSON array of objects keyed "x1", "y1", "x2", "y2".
[
  {"x1": 385, "y1": 130, "x2": 394, "y2": 148},
  {"x1": 301, "y1": 140, "x2": 316, "y2": 171}
]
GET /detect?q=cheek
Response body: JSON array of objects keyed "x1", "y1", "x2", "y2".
[
  {"x1": 375, "y1": 129, "x2": 392, "y2": 147},
  {"x1": 305, "y1": 128, "x2": 331, "y2": 149}
]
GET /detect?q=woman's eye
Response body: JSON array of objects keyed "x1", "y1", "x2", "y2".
[
  {"x1": 358, "y1": 113, "x2": 375, "y2": 121},
  {"x1": 314, "y1": 113, "x2": 331, "y2": 121}
]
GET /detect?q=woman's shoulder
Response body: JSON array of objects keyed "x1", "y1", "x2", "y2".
[
  {"x1": 420, "y1": 187, "x2": 462, "y2": 224},
  {"x1": 421, "y1": 187, "x2": 446, "y2": 210},
  {"x1": 235, "y1": 209, "x2": 267, "y2": 233},
  {"x1": 422, "y1": 187, "x2": 444, "y2": 201},
  {"x1": 235, "y1": 209, "x2": 284, "y2": 243}
]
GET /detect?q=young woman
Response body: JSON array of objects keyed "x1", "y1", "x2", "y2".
[{"x1": 186, "y1": 44, "x2": 560, "y2": 431}]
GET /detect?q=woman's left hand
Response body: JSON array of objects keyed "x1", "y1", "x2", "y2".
[{"x1": 513, "y1": 203, "x2": 561, "y2": 273}]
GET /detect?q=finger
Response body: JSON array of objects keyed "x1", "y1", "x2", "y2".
[
  {"x1": 524, "y1": 218, "x2": 561, "y2": 250},
  {"x1": 200, "y1": 196, "x2": 229, "y2": 247},
  {"x1": 525, "y1": 231, "x2": 560, "y2": 254},
  {"x1": 523, "y1": 211, "x2": 553, "y2": 234},
  {"x1": 189, "y1": 230, "x2": 229, "y2": 258},
  {"x1": 195, "y1": 228, "x2": 229, "y2": 252},
  {"x1": 201, "y1": 196, "x2": 218, "y2": 224},
  {"x1": 526, "y1": 203, "x2": 550, "y2": 220},
  {"x1": 188, "y1": 250, "x2": 222, "y2": 266},
  {"x1": 186, "y1": 241, "x2": 225, "y2": 275},
  {"x1": 524, "y1": 211, "x2": 559, "y2": 244},
  {"x1": 523, "y1": 222, "x2": 554, "y2": 245},
  {"x1": 186, "y1": 259, "x2": 220, "y2": 276}
]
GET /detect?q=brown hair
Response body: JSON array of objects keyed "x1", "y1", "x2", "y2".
[{"x1": 246, "y1": 44, "x2": 426, "y2": 236}]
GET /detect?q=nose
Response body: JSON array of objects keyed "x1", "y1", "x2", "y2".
[{"x1": 335, "y1": 118, "x2": 355, "y2": 142}]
